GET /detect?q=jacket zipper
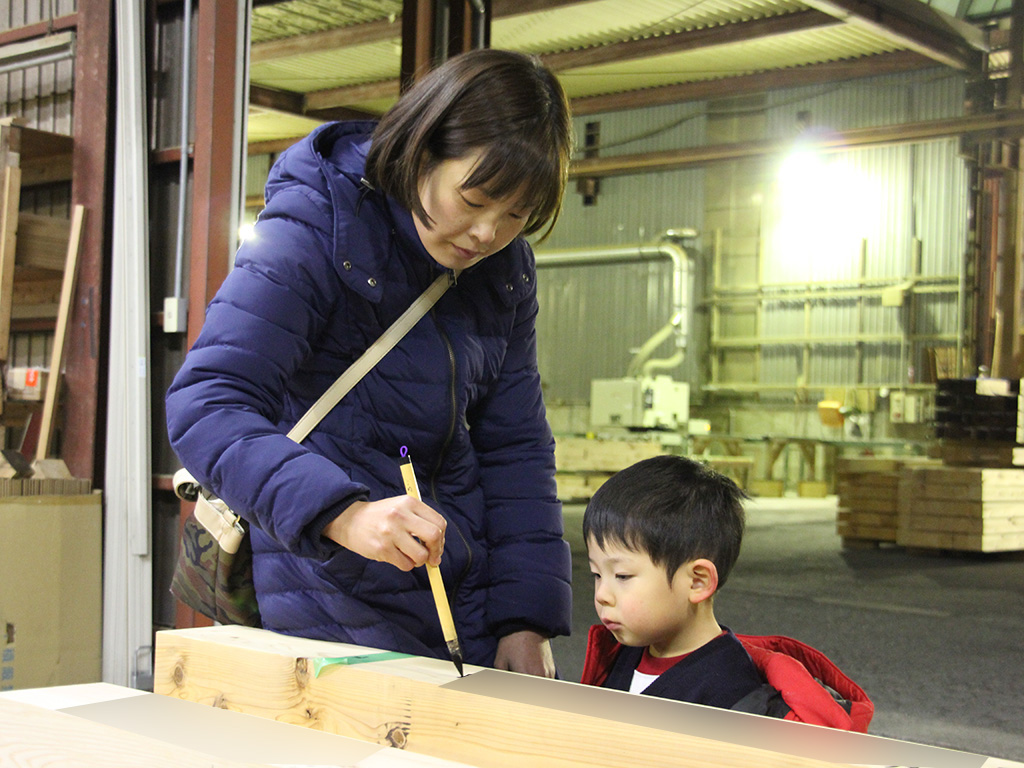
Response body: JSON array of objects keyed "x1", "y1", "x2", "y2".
[{"x1": 428, "y1": 305, "x2": 474, "y2": 602}]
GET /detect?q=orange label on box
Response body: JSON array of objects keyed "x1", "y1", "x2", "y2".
[{"x1": 24, "y1": 369, "x2": 39, "y2": 387}]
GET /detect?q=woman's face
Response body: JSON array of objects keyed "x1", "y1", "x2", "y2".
[{"x1": 414, "y1": 150, "x2": 532, "y2": 271}]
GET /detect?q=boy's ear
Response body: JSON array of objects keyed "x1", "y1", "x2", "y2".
[{"x1": 686, "y1": 558, "x2": 719, "y2": 604}]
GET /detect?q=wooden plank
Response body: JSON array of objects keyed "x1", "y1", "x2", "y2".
[
  {"x1": 0, "y1": 138, "x2": 22, "y2": 369},
  {"x1": 555, "y1": 472, "x2": 611, "y2": 501},
  {"x1": 898, "y1": 529, "x2": 1024, "y2": 552},
  {"x1": 554, "y1": 437, "x2": 664, "y2": 473},
  {"x1": 839, "y1": 479, "x2": 897, "y2": 495},
  {"x1": 836, "y1": 458, "x2": 903, "y2": 473},
  {"x1": 14, "y1": 212, "x2": 72, "y2": 270},
  {"x1": 35, "y1": 204, "x2": 85, "y2": 462},
  {"x1": 905, "y1": 466, "x2": 1024, "y2": 487},
  {"x1": 0, "y1": 696, "x2": 264, "y2": 768},
  {"x1": 154, "y1": 626, "x2": 860, "y2": 768},
  {"x1": 905, "y1": 513, "x2": 1024, "y2": 535},
  {"x1": 836, "y1": 496, "x2": 898, "y2": 513},
  {"x1": 837, "y1": 510, "x2": 896, "y2": 528},
  {"x1": 835, "y1": 457, "x2": 939, "y2": 475},
  {"x1": 837, "y1": 523, "x2": 898, "y2": 541},
  {"x1": 905, "y1": 499, "x2": 1024, "y2": 519}
]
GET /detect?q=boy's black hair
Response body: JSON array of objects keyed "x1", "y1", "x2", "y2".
[{"x1": 583, "y1": 455, "x2": 748, "y2": 588}]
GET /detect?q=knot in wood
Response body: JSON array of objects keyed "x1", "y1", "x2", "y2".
[
  {"x1": 172, "y1": 662, "x2": 185, "y2": 687},
  {"x1": 385, "y1": 723, "x2": 409, "y2": 749},
  {"x1": 294, "y1": 658, "x2": 310, "y2": 688}
]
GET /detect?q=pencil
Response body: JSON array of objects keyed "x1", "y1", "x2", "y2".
[{"x1": 398, "y1": 453, "x2": 465, "y2": 677}]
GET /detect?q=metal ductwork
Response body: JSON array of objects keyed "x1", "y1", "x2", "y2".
[{"x1": 534, "y1": 234, "x2": 694, "y2": 377}]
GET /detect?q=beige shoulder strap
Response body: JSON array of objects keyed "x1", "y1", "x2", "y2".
[{"x1": 287, "y1": 271, "x2": 454, "y2": 443}]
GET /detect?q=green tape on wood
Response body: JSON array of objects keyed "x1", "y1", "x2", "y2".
[{"x1": 312, "y1": 651, "x2": 413, "y2": 677}]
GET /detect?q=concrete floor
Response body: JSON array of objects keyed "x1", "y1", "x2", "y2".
[{"x1": 551, "y1": 497, "x2": 1024, "y2": 763}]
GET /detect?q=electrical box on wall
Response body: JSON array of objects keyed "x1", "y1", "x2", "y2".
[
  {"x1": 590, "y1": 376, "x2": 690, "y2": 431},
  {"x1": 890, "y1": 391, "x2": 905, "y2": 423}
]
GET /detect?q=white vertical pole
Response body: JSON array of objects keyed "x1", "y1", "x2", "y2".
[{"x1": 103, "y1": 0, "x2": 153, "y2": 689}]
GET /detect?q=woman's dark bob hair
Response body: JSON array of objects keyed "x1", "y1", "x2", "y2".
[{"x1": 365, "y1": 48, "x2": 573, "y2": 242}]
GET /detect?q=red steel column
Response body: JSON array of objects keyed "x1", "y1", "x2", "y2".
[
  {"x1": 177, "y1": 0, "x2": 243, "y2": 628},
  {"x1": 67, "y1": 0, "x2": 114, "y2": 482}
]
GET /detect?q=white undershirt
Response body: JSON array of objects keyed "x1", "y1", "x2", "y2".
[{"x1": 629, "y1": 669, "x2": 658, "y2": 693}]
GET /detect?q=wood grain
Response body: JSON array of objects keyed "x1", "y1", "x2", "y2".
[{"x1": 154, "y1": 626, "x2": 860, "y2": 768}]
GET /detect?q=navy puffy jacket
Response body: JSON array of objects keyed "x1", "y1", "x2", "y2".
[{"x1": 165, "y1": 121, "x2": 572, "y2": 665}]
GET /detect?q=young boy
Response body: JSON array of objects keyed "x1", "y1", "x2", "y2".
[{"x1": 581, "y1": 455, "x2": 873, "y2": 732}]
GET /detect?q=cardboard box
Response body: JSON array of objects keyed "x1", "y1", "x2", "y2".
[
  {"x1": 0, "y1": 493, "x2": 102, "y2": 690},
  {"x1": 4, "y1": 367, "x2": 47, "y2": 401}
]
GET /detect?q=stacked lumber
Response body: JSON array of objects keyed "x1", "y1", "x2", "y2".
[
  {"x1": 835, "y1": 457, "x2": 940, "y2": 546},
  {"x1": 554, "y1": 436, "x2": 663, "y2": 501},
  {"x1": 0, "y1": 476, "x2": 92, "y2": 496},
  {"x1": 897, "y1": 466, "x2": 1024, "y2": 552}
]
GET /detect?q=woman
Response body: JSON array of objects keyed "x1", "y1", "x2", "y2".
[{"x1": 166, "y1": 49, "x2": 574, "y2": 676}]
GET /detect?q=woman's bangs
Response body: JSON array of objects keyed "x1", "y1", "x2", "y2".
[{"x1": 466, "y1": 140, "x2": 559, "y2": 218}]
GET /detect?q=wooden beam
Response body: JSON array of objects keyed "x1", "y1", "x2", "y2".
[
  {"x1": 249, "y1": 84, "x2": 304, "y2": 114},
  {"x1": 304, "y1": 77, "x2": 400, "y2": 112},
  {"x1": 251, "y1": 16, "x2": 402, "y2": 63},
  {"x1": 803, "y1": 0, "x2": 986, "y2": 71},
  {"x1": 542, "y1": 10, "x2": 840, "y2": 72},
  {"x1": 568, "y1": 109, "x2": 1024, "y2": 178},
  {"x1": 569, "y1": 50, "x2": 936, "y2": 116},
  {"x1": 246, "y1": 136, "x2": 302, "y2": 156},
  {"x1": 303, "y1": 48, "x2": 933, "y2": 119},
  {"x1": 249, "y1": 0, "x2": 577, "y2": 63},
  {"x1": 154, "y1": 626, "x2": 863, "y2": 768},
  {"x1": 0, "y1": 13, "x2": 77, "y2": 46}
]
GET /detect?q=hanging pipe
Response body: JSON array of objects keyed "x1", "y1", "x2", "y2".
[
  {"x1": 171, "y1": 0, "x2": 192, "y2": 309},
  {"x1": 534, "y1": 236, "x2": 694, "y2": 377}
]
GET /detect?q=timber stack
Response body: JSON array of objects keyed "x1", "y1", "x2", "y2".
[{"x1": 837, "y1": 377, "x2": 1024, "y2": 553}]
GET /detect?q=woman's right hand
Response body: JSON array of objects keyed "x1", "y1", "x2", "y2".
[{"x1": 321, "y1": 496, "x2": 447, "y2": 571}]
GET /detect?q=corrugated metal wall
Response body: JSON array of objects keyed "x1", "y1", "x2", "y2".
[
  {"x1": 750, "y1": 70, "x2": 967, "y2": 391},
  {"x1": 536, "y1": 68, "x2": 969, "y2": 402},
  {"x1": 532, "y1": 104, "x2": 706, "y2": 402}
]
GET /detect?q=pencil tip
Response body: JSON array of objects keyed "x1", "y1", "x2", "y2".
[{"x1": 448, "y1": 640, "x2": 465, "y2": 677}]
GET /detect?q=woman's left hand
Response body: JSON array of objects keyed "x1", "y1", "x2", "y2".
[{"x1": 493, "y1": 629, "x2": 556, "y2": 678}]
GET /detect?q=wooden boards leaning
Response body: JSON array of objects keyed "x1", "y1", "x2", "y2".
[{"x1": 154, "y1": 626, "x2": 921, "y2": 768}]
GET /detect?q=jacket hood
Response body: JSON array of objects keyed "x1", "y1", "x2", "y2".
[{"x1": 265, "y1": 120, "x2": 377, "y2": 206}]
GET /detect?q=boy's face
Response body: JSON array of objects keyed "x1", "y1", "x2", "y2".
[{"x1": 587, "y1": 534, "x2": 697, "y2": 658}]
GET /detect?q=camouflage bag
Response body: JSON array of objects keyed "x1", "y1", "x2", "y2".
[{"x1": 170, "y1": 469, "x2": 260, "y2": 627}]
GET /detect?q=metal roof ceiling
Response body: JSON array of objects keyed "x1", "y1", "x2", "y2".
[{"x1": 246, "y1": 0, "x2": 1002, "y2": 149}]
